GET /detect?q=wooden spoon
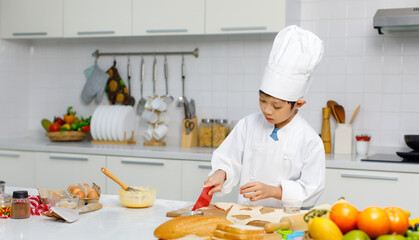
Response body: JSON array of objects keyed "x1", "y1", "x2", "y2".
[
  {"x1": 350, "y1": 105, "x2": 360, "y2": 124},
  {"x1": 327, "y1": 100, "x2": 340, "y2": 123},
  {"x1": 334, "y1": 105, "x2": 345, "y2": 124}
]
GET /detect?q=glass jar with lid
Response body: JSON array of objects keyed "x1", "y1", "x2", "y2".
[
  {"x1": 0, "y1": 193, "x2": 11, "y2": 218},
  {"x1": 199, "y1": 119, "x2": 213, "y2": 147},
  {"x1": 11, "y1": 191, "x2": 30, "y2": 219},
  {"x1": 212, "y1": 119, "x2": 229, "y2": 147}
]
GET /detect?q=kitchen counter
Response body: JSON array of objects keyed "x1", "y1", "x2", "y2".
[
  {"x1": 1, "y1": 137, "x2": 419, "y2": 173},
  {"x1": 0, "y1": 186, "x2": 191, "y2": 240}
]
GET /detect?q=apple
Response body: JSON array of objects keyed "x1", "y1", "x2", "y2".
[
  {"x1": 376, "y1": 235, "x2": 407, "y2": 240},
  {"x1": 343, "y1": 230, "x2": 371, "y2": 240}
]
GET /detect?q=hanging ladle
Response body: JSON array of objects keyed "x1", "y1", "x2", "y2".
[
  {"x1": 136, "y1": 57, "x2": 146, "y2": 115},
  {"x1": 177, "y1": 55, "x2": 186, "y2": 107},
  {"x1": 163, "y1": 55, "x2": 174, "y2": 104}
]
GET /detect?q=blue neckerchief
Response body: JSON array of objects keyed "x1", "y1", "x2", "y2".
[{"x1": 270, "y1": 128, "x2": 280, "y2": 141}]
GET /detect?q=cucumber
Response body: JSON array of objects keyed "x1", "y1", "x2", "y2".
[{"x1": 41, "y1": 119, "x2": 52, "y2": 132}]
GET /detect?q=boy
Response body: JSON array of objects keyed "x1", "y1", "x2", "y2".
[{"x1": 204, "y1": 25, "x2": 325, "y2": 208}]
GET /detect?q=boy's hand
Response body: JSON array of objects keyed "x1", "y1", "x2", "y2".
[
  {"x1": 240, "y1": 181, "x2": 282, "y2": 201},
  {"x1": 204, "y1": 169, "x2": 226, "y2": 195}
]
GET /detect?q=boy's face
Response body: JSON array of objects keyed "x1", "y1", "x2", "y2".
[{"x1": 259, "y1": 92, "x2": 305, "y2": 128}]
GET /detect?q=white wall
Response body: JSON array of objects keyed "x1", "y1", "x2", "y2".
[{"x1": 1, "y1": 0, "x2": 419, "y2": 150}]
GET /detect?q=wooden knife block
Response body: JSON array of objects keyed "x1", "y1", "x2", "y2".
[{"x1": 181, "y1": 117, "x2": 198, "y2": 148}]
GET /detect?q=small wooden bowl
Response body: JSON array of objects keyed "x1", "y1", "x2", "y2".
[{"x1": 45, "y1": 131, "x2": 86, "y2": 142}]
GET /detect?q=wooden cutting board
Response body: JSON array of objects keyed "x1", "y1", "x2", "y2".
[{"x1": 166, "y1": 204, "x2": 275, "y2": 227}]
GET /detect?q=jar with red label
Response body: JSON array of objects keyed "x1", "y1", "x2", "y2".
[
  {"x1": 11, "y1": 191, "x2": 30, "y2": 219},
  {"x1": 0, "y1": 193, "x2": 11, "y2": 218}
]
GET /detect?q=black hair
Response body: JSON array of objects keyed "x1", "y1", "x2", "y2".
[{"x1": 259, "y1": 90, "x2": 296, "y2": 109}]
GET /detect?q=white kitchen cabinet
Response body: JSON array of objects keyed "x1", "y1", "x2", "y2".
[
  {"x1": 318, "y1": 168, "x2": 419, "y2": 217},
  {"x1": 0, "y1": 150, "x2": 36, "y2": 187},
  {"x1": 181, "y1": 160, "x2": 238, "y2": 203},
  {"x1": 205, "y1": 0, "x2": 286, "y2": 34},
  {"x1": 132, "y1": 0, "x2": 205, "y2": 36},
  {"x1": 107, "y1": 156, "x2": 182, "y2": 200},
  {"x1": 0, "y1": 0, "x2": 63, "y2": 38},
  {"x1": 63, "y1": 0, "x2": 132, "y2": 38},
  {"x1": 35, "y1": 152, "x2": 107, "y2": 191}
]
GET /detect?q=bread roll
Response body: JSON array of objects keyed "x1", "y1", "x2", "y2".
[{"x1": 154, "y1": 215, "x2": 232, "y2": 239}]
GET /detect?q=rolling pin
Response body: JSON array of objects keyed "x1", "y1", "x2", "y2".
[{"x1": 264, "y1": 212, "x2": 308, "y2": 233}]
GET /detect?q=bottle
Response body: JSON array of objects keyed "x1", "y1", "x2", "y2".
[
  {"x1": 0, "y1": 193, "x2": 11, "y2": 218},
  {"x1": 11, "y1": 191, "x2": 30, "y2": 219},
  {"x1": 199, "y1": 119, "x2": 213, "y2": 147}
]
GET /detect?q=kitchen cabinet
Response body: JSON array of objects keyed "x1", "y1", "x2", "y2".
[
  {"x1": 63, "y1": 0, "x2": 132, "y2": 38},
  {"x1": 0, "y1": 150, "x2": 36, "y2": 187},
  {"x1": 205, "y1": 0, "x2": 286, "y2": 34},
  {"x1": 107, "y1": 156, "x2": 182, "y2": 200},
  {"x1": 318, "y1": 168, "x2": 419, "y2": 217},
  {"x1": 35, "y1": 152, "x2": 107, "y2": 190},
  {"x1": 132, "y1": 0, "x2": 205, "y2": 36},
  {"x1": 181, "y1": 160, "x2": 238, "y2": 203},
  {"x1": 0, "y1": 0, "x2": 63, "y2": 38}
]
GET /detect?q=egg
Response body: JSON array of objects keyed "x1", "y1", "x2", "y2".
[
  {"x1": 72, "y1": 187, "x2": 81, "y2": 195},
  {"x1": 67, "y1": 184, "x2": 78, "y2": 193},
  {"x1": 74, "y1": 190, "x2": 86, "y2": 199},
  {"x1": 87, "y1": 189, "x2": 99, "y2": 198},
  {"x1": 83, "y1": 183, "x2": 90, "y2": 191}
]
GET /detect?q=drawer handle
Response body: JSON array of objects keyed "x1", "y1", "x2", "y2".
[
  {"x1": 146, "y1": 29, "x2": 188, "y2": 33},
  {"x1": 49, "y1": 155, "x2": 88, "y2": 161},
  {"x1": 77, "y1": 31, "x2": 115, "y2": 35},
  {"x1": 341, "y1": 173, "x2": 398, "y2": 181},
  {"x1": 13, "y1": 32, "x2": 47, "y2": 36},
  {"x1": 0, "y1": 152, "x2": 20, "y2": 158},
  {"x1": 220, "y1": 26, "x2": 267, "y2": 31},
  {"x1": 121, "y1": 160, "x2": 164, "y2": 166},
  {"x1": 198, "y1": 164, "x2": 212, "y2": 169}
]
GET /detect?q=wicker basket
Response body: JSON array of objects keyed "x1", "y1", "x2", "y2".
[{"x1": 45, "y1": 131, "x2": 86, "y2": 142}]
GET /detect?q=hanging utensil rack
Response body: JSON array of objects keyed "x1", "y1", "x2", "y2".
[{"x1": 92, "y1": 48, "x2": 199, "y2": 59}]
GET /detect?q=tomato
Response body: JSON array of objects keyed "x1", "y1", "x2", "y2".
[
  {"x1": 385, "y1": 207, "x2": 409, "y2": 235},
  {"x1": 49, "y1": 122, "x2": 61, "y2": 132},
  {"x1": 330, "y1": 199, "x2": 359, "y2": 233},
  {"x1": 357, "y1": 207, "x2": 390, "y2": 238}
]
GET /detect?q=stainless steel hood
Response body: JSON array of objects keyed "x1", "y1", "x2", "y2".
[{"x1": 373, "y1": 7, "x2": 419, "y2": 35}]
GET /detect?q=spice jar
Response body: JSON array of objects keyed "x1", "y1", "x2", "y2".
[
  {"x1": 199, "y1": 119, "x2": 213, "y2": 147},
  {"x1": 212, "y1": 119, "x2": 229, "y2": 147},
  {"x1": 0, "y1": 193, "x2": 11, "y2": 218},
  {"x1": 11, "y1": 191, "x2": 30, "y2": 219}
]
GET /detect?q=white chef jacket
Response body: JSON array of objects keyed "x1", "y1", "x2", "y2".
[{"x1": 210, "y1": 112, "x2": 325, "y2": 208}]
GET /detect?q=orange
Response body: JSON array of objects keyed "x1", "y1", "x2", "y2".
[
  {"x1": 384, "y1": 207, "x2": 409, "y2": 235},
  {"x1": 330, "y1": 199, "x2": 359, "y2": 233},
  {"x1": 357, "y1": 207, "x2": 390, "y2": 238}
]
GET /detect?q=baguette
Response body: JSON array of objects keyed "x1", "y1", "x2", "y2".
[{"x1": 154, "y1": 215, "x2": 232, "y2": 239}]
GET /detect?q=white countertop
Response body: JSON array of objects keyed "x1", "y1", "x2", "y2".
[
  {"x1": 1, "y1": 137, "x2": 419, "y2": 173},
  {"x1": 0, "y1": 186, "x2": 191, "y2": 240}
]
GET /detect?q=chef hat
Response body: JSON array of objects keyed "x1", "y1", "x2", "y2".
[{"x1": 260, "y1": 25, "x2": 324, "y2": 102}]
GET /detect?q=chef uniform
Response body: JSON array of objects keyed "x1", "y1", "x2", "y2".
[{"x1": 209, "y1": 25, "x2": 325, "y2": 209}]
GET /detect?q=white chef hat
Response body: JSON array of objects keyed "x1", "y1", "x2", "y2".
[{"x1": 260, "y1": 25, "x2": 324, "y2": 102}]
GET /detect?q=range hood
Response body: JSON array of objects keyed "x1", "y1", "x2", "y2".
[{"x1": 373, "y1": 7, "x2": 419, "y2": 35}]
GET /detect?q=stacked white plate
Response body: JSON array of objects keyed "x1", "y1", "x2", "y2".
[{"x1": 91, "y1": 105, "x2": 136, "y2": 141}]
